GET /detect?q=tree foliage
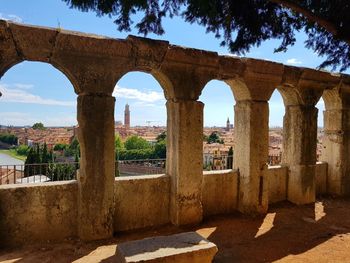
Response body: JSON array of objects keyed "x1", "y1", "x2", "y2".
[
  {"x1": 156, "y1": 131, "x2": 166, "y2": 142},
  {"x1": 32, "y1": 122, "x2": 45, "y2": 130},
  {"x1": 53, "y1": 138, "x2": 80, "y2": 158},
  {"x1": 125, "y1": 135, "x2": 151, "y2": 150},
  {"x1": 116, "y1": 133, "x2": 166, "y2": 160},
  {"x1": 63, "y1": 0, "x2": 350, "y2": 71},
  {"x1": 0, "y1": 133, "x2": 18, "y2": 145},
  {"x1": 115, "y1": 134, "x2": 124, "y2": 150},
  {"x1": 207, "y1": 132, "x2": 224, "y2": 144},
  {"x1": 16, "y1": 145, "x2": 30, "y2": 156},
  {"x1": 24, "y1": 143, "x2": 77, "y2": 180}
]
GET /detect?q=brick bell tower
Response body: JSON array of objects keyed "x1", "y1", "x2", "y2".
[{"x1": 124, "y1": 103, "x2": 130, "y2": 129}]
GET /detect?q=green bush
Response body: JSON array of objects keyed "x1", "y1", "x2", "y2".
[
  {"x1": 118, "y1": 148, "x2": 156, "y2": 160},
  {"x1": 0, "y1": 133, "x2": 18, "y2": 145},
  {"x1": 125, "y1": 135, "x2": 151, "y2": 150},
  {"x1": 16, "y1": 145, "x2": 30, "y2": 156}
]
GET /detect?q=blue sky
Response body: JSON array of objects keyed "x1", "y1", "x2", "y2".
[{"x1": 0, "y1": 1, "x2": 346, "y2": 127}]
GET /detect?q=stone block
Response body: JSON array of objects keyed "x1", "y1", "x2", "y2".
[
  {"x1": 267, "y1": 165, "x2": 288, "y2": 203},
  {"x1": 202, "y1": 170, "x2": 238, "y2": 216},
  {"x1": 115, "y1": 232, "x2": 218, "y2": 263},
  {"x1": 287, "y1": 165, "x2": 316, "y2": 204},
  {"x1": 114, "y1": 175, "x2": 170, "y2": 232}
]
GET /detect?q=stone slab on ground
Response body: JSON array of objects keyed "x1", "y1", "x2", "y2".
[{"x1": 115, "y1": 231, "x2": 218, "y2": 263}]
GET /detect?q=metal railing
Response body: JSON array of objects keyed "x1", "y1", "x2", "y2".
[
  {"x1": 0, "y1": 154, "x2": 237, "y2": 185},
  {"x1": 117, "y1": 158, "x2": 166, "y2": 176},
  {"x1": 0, "y1": 162, "x2": 79, "y2": 185}
]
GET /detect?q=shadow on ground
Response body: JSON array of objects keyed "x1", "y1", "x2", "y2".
[{"x1": 1, "y1": 197, "x2": 350, "y2": 263}]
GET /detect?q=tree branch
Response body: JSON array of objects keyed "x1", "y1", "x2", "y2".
[{"x1": 268, "y1": 0, "x2": 339, "y2": 36}]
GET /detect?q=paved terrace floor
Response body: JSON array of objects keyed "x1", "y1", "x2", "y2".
[{"x1": 1, "y1": 197, "x2": 350, "y2": 263}]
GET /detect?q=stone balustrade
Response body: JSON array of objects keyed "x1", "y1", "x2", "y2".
[{"x1": 1, "y1": 20, "x2": 350, "y2": 244}]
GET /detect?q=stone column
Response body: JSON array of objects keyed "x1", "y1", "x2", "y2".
[
  {"x1": 282, "y1": 105, "x2": 318, "y2": 204},
  {"x1": 166, "y1": 100, "x2": 204, "y2": 225},
  {"x1": 322, "y1": 109, "x2": 350, "y2": 195},
  {"x1": 77, "y1": 94, "x2": 115, "y2": 240},
  {"x1": 234, "y1": 100, "x2": 269, "y2": 214}
]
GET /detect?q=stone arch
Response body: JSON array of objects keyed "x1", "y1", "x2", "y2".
[
  {"x1": 0, "y1": 60, "x2": 79, "y2": 95},
  {"x1": 0, "y1": 61, "x2": 78, "y2": 127},
  {"x1": 199, "y1": 79, "x2": 235, "y2": 170},
  {"x1": 268, "y1": 89, "x2": 285, "y2": 166},
  {"x1": 0, "y1": 59, "x2": 78, "y2": 94},
  {"x1": 276, "y1": 85, "x2": 303, "y2": 106},
  {"x1": 200, "y1": 77, "x2": 252, "y2": 102},
  {"x1": 113, "y1": 67, "x2": 174, "y2": 101}
]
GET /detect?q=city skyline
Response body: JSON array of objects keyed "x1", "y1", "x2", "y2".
[{"x1": 0, "y1": 1, "x2": 339, "y2": 127}]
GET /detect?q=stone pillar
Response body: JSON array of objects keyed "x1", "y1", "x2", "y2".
[
  {"x1": 282, "y1": 105, "x2": 318, "y2": 204},
  {"x1": 166, "y1": 100, "x2": 204, "y2": 225},
  {"x1": 77, "y1": 94, "x2": 115, "y2": 240},
  {"x1": 322, "y1": 109, "x2": 350, "y2": 195},
  {"x1": 234, "y1": 100, "x2": 269, "y2": 214}
]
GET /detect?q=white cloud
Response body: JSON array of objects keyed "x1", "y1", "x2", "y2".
[
  {"x1": 0, "y1": 83, "x2": 75, "y2": 106},
  {"x1": 0, "y1": 13, "x2": 23, "y2": 23},
  {"x1": 286, "y1": 58, "x2": 303, "y2": 65},
  {"x1": 113, "y1": 85, "x2": 165, "y2": 103},
  {"x1": 13, "y1": 83, "x2": 34, "y2": 90}
]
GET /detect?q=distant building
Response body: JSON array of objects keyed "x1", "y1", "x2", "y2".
[
  {"x1": 226, "y1": 117, "x2": 230, "y2": 131},
  {"x1": 124, "y1": 103, "x2": 130, "y2": 129},
  {"x1": 115, "y1": 121, "x2": 123, "y2": 127}
]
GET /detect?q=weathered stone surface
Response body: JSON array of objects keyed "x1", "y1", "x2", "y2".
[
  {"x1": 127, "y1": 35, "x2": 169, "y2": 70},
  {"x1": 77, "y1": 94, "x2": 115, "y2": 241},
  {"x1": 9, "y1": 22, "x2": 58, "y2": 62},
  {"x1": 322, "y1": 109, "x2": 350, "y2": 195},
  {"x1": 283, "y1": 105, "x2": 318, "y2": 165},
  {"x1": 240, "y1": 58, "x2": 283, "y2": 101},
  {"x1": 234, "y1": 100, "x2": 269, "y2": 214},
  {"x1": 167, "y1": 100, "x2": 204, "y2": 225},
  {"x1": 268, "y1": 165, "x2": 288, "y2": 204},
  {"x1": 202, "y1": 170, "x2": 238, "y2": 216},
  {"x1": 0, "y1": 181, "x2": 77, "y2": 247},
  {"x1": 316, "y1": 162, "x2": 328, "y2": 195},
  {"x1": 0, "y1": 20, "x2": 22, "y2": 77},
  {"x1": 114, "y1": 175, "x2": 170, "y2": 232},
  {"x1": 282, "y1": 105, "x2": 318, "y2": 204},
  {"x1": 115, "y1": 232, "x2": 218, "y2": 263},
  {"x1": 287, "y1": 165, "x2": 316, "y2": 204}
]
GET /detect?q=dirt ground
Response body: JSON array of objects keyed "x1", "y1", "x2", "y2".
[{"x1": 1, "y1": 197, "x2": 350, "y2": 263}]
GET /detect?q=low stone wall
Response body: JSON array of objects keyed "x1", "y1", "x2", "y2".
[
  {"x1": 268, "y1": 165, "x2": 288, "y2": 204},
  {"x1": 202, "y1": 170, "x2": 238, "y2": 217},
  {"x1": 0, "y1": 163, "x2": 330, "y2": 246},
  {"x1": 267, "y1": 162, "x2": 329, "y2": 204},
  {"x1": 0, "y1": 181, "x2": 78, "y2": 247},
  {"x1": 114, "y1": 175, "x2": 170, "y2": 232}
]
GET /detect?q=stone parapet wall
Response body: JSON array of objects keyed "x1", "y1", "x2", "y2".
[
  {"x1": 202, "y1": 170, "x2": 238, "y2": 216},
  {"x1": 0, "y1": 181, "x2": 78, "y2": 247},
  {"x1": 114, "y1": 175, "x2": 170, "y2": 231},
  {"x1": 268, "y1": 165, "x2": 289, "y2": 204},
  {"x1": 268, "y1": 162, "x2": 328, "y2": 204},
  {"x1": 0, "y1": 162, "x2": 332, "y2": 246}
]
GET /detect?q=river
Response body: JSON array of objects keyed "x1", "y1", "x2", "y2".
[{"x1": 0, "y1": 152, "x2": 24, "y2": 166}]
